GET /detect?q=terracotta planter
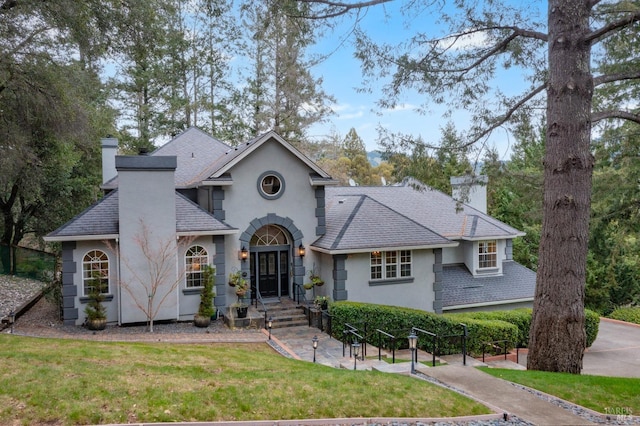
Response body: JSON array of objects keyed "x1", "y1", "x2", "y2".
[
  {"x1": 194, "y1": 314, "x2": 211, "y2": 328},
  {"x1": 87, "y1": 318, "x2": 106, "y2": 331}
]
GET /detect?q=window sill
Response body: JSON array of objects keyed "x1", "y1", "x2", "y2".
[
  {"x1": 183, "y1": 287, "x2": 204, "y2": 296},
  {"x1": 475, "y1": 267, "x2": 500, "y2": 275},
  {"x1": 369, "y1": 277, "x2": 414, "y2": 286},
  {"x1": 79, "y1": 294, "x2": 114, "y2": 304}
]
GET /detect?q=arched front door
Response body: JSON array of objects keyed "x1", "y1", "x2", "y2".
[{"x1": 249, "y1": 225, "x2": 290, "y2": 300}]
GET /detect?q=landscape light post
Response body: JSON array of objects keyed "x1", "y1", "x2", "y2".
[
  {"x1": 267, "y1": 316, "x2": 273, "y2": 340},
  {"x1": 408, "y1": 331, "x2": 418, "y2": 374},
  {"x1": 352, "y1": 340, "x2": 360, "y2": 370},
  {"x1": 312, "y1": 335, "x2": 318, "y2": 363}
]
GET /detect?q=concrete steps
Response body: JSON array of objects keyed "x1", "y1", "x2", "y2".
[{"x1": 258, "y1": 299, "x2": 309, "y2": 329}]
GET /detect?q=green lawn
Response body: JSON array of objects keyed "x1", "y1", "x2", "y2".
[
  {"x1": 480, "y1": 367, "x2": 640, "y2": 414},
  {"x1": 0, "y1": 335, "x2": 490, "y2": 425}
]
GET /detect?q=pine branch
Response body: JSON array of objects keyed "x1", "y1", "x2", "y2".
[
  {"x1": 594, "y1": 70, "x2": 640, "y2": 87},
  {"x1": 587, "y1": 9, "x2": 640, "y2": 44},
  {"x1": 592, "y1": 110, "x2": 640, "y2": 125}
]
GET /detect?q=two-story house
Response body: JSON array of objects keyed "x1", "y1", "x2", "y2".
[{"x1": 45, "y1": 127, "x2": 535, "y2": 326}]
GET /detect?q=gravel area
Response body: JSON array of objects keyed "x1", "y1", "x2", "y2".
[{"x1": 0, "y1": 275, "x2": 48, "y2": 319}]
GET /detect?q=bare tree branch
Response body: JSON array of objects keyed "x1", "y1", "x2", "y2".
[
  {"x1": 293, "y1": 0, "x2": 393, "y2": 19},
  {"x1": 594, "y1": 69, "x2": 640, "y2": 87},
  {"x1": 587, "y1": 9, "x2": 640, "y2": 44},
  {"x1": 592, "y1": 110, "x2": 640, "y2": 125}
]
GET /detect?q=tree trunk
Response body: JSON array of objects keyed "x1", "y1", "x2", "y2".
[{"x1": 527, "y1": 0, "x2": 594, "y2": 373}]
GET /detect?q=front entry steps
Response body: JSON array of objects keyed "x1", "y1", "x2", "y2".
[{"x1": 257, "y1": 298, "x2": 309, "y2": 329}]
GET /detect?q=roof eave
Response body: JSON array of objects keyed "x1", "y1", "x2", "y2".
[
  {"x1": 461, "y1": 232, "x2": 526, "y2": 241},
  {"x1": 442, "y1": 297, "x2": 534, "y2": 311},
  {"x1": 310, "y1": 241, "x2": 458, "y2": 255},
  {"x1": 177, "y1": 229, "x2": 238, "y2": 237},
  {"x1": 44, "y1": 234, "x2": 119, "y2": 242}
]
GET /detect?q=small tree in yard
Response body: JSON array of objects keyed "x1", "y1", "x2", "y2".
[{"x1": 108, "y1": 224, "x2": 195, "y2": 332}]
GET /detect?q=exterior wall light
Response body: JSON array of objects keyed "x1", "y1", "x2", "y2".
[
  {"x1": 239, "y1": 246, "x2": 248, "y2": 261},
  {"x1": 298, "y1": 244, "x2": 305, "y2": 257}
]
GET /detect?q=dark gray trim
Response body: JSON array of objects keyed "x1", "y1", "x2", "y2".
[
  {"x1": 61, "y1": 241, "x2": 78, "y2": 325},
  {"x1": 475, "y1": 267, "x2": 500, "y2": 274},
  {"x1": 212, "y1": 187, "x2": 226, "y2": 221},
  {"x1": 213, "y1": 235, "x2": 226, "y2": 307},
  {"x1": 369, "y1": 277, "x2": 414, "y2": 286},
  {"x1": 182, "y1": 287, "x2": 204, "y2": 296},
  {"x1": 315, "y1": 187, "x2": 326, "y2": 236},
  {"x1": 257, "y1": 170, "x2": 285, "y2": 200},
  {"x1": 239, "y1": 214, "x2": 305, "y2": 297},
  {"x1": 433, "y1": 248, "x2": 443, "y2": 314},
  {"x1": 505, "y1": 239, "x2": 513, "y2": 260},
  {"x1": 332, "y1": 254, "x2": 348, "y2": 300},
  {"x1": 115, "y1": 155, "x2": 177, "y2": 170},
  {"x1": 79, "y1": 294, "x2": 115, "y2": 303}
]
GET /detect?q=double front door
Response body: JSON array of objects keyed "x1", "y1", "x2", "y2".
[{"x1": 250, "y1": 248, "x2": 289, "y2": 299}]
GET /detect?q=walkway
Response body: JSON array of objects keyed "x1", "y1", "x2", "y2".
[{"x1": 270, "y1": 326, "x2": 602, "y2": 426}]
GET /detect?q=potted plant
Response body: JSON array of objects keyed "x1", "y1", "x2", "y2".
[
  {"x1": 85, "y1": 274, "x2": 107, "y2": 331},
  {"x1": 228, "y1": 270, "x2": 242, "y2": 287},
  {"x1": 307, "y1": 271, "x2": 324, "y2": 287},
  {"x1": 314, "y1": 295, "x2": 329, "y2": 311},
  {"x1": 194, "y1": 265, "x2": 215, "y2": 327},
  {"x1": 230, "y1": 271, "x2": 248, "y2": 297},
  {"x1": 231, "y1": 301, "x2": 249, "y2": 318}
]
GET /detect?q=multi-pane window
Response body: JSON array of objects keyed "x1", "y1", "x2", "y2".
[
  {"x1": 478, "y1": 240, "x2": 497, "y2": 268},
  {"x1": 185, "y1": 245, "x2": 209, "y2": 288},
  {"x1": 83, "y1": 250, "x2": 109, "y2": 296},
  {"x1": 370, "y1": 250, "x2": 412, "y2": 280}
]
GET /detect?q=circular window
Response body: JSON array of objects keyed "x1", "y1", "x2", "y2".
[{"x1": 258, "y1": 171, "x2": 285, "y2": 200}]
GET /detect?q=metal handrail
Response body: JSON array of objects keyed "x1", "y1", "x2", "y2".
[
  {"x1": 482, "y1": 339, "x2": 516, "y2": 363},
  {"x1": 375, "y1": 329, "x2": 397, "y2": 363},
  {"x1": 412, "y1": 327, "x2": 437, "y2": 367}
]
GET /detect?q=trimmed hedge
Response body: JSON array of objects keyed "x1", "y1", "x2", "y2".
[
  {"x1": 329, "y1": 302, "x2": 600, "y2": 356},
  {"x1": 608, "y1": 307, "x2": 640, "y2": 325},
  {"x1": 330, "y1": 302, "x2": 517, "y2": 356}
]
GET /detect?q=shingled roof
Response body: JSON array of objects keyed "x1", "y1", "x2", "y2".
[
  {"x1": 45, "y1": 190, "x2": 237, "y2": 242},
  {"x1": 313, "y1": 194, "x2": 455, "y2": 253},
  {"x1": 324, "y1": 181, "x2": 523, "y2": 242},
  {"x1": 441, "y1": 261, "x2": 536, "y2": 309}
]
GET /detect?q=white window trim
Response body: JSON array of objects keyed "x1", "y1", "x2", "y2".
[
  {"x1": 370, "y1": 250, "x2": 412, "y2": 281},
  {"x1": 185, "y1": 245, "x2": 209, "y2": 288},
  {"x1": 82, "y1": 249, "x2": 110, "y2": 296},
  {"x1": 477, "y1": 240, "x2": 498, "y2": 270}
]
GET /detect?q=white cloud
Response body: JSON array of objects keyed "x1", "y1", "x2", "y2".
[{"x1": 438, "y1": 30, "x2": 489, "y2": 51}]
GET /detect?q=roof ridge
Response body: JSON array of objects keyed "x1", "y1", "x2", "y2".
[{"x1": 331, "y1": 195, "x2": 367, "y2": 250}]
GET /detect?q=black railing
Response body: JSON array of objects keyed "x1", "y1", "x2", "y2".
[{"x1": 482, "y1": 339, "x2": 518, "y2": 363}]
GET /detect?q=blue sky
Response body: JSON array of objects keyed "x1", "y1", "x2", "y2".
[{"x1": 307, "y1": 1, "x2": 546, "y2": 159}]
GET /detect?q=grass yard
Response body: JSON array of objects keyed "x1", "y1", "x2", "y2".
[
  {"x1": 0, "y1": 335, "x2": 490, "y2": 425},
  {"x1": 480, "y1": 367, "x2": 640, "y2": 414}
]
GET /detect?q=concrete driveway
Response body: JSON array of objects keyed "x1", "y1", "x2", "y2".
[{"x1": 582, "y1": 318, "x2": 640, "y2": 378}]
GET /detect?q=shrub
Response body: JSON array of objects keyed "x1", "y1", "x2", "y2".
[
  {"x1": 585, "y1": 308, "x2": 600, "y2": 348},
  {"x1": 608, "y1": 306, "x2": 640, "y2": 325},
  {"x1": 330, "y1": 302, "x2": 517, "y2": 356},
  {"x1": 330, "y1": 302, "x2": 601, "y2": 358}
]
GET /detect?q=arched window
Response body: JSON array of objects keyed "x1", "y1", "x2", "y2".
[
  {"x1": 185, "y1": 245, "x2": 209, "y2": 288},
  {"x1": 250, "y1": 225, "x2": 289, "y2": 246},
  {"x1": 83, "y1": 250, "x2": 109, "y2": 296}
]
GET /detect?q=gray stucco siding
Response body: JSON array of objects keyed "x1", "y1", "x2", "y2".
[{"x1": 219, "y1": 140, "x2": 319, "y2": 305}]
